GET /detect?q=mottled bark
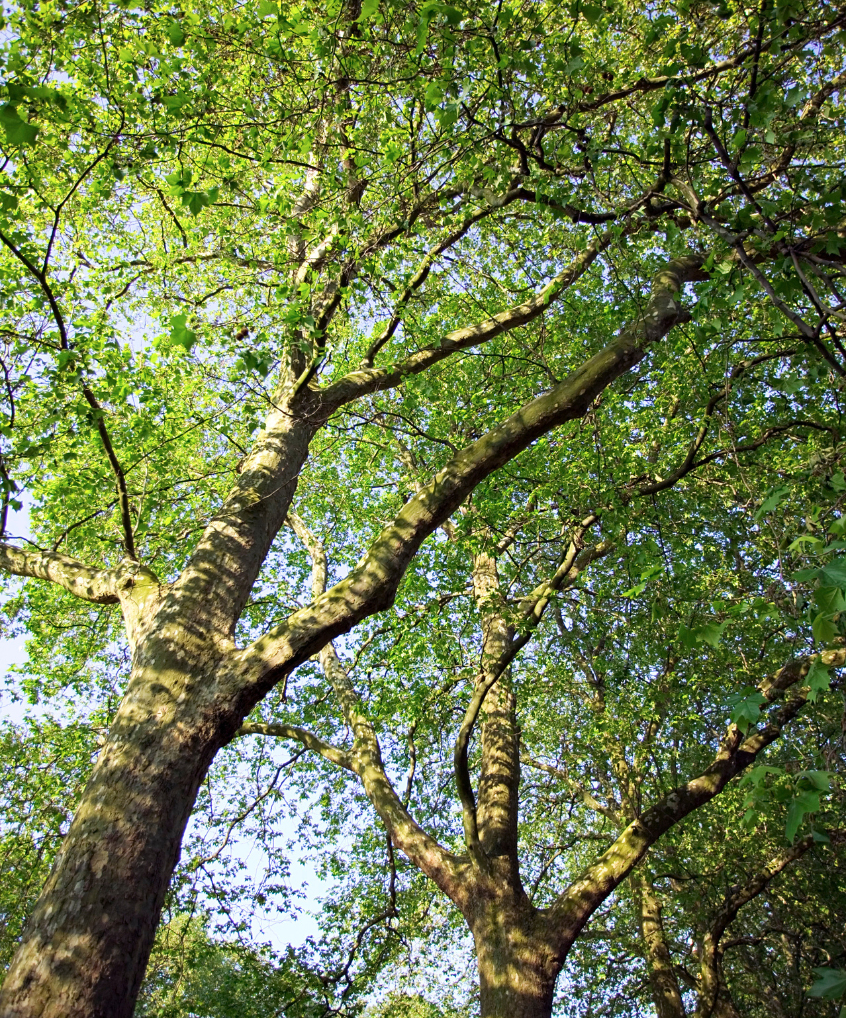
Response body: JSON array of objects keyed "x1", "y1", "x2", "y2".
[
  {"x1": 0, "y1": 639, "x2": 230, "y2": 1017},
  {"x1": 473, "y1": 552, "x2": 521, "y2": 879},
  {"x1": 630, "y1": 869, "x2": 687, "y2": 1018},
  {"x1": 472, "y1": 905, "x2": 559, "y2": 1018},
  {"x1": 0, "y1": 402, "x2": 317, "y2": 1018}
]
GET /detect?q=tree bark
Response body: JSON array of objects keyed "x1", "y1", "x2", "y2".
[
  {"x1": 471, "y1": 902, "x2": 559, "y2": 1018},
  {"x1": 0, "y1": 653, "x2": 227, "y2": 1018},
  {"x1": 0, "y1": 405, "x2": 318, "y2": 1018},
  {"x1": 630, "y1": 869, "x2": 687, "y2": 1018},
  {"x1": 473, "y1": 552, "x2": 521, "y2": 874}
]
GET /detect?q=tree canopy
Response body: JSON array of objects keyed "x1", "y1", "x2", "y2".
[{"x1": 0, "y1": 0, "x2": 845, "y2": 1015}]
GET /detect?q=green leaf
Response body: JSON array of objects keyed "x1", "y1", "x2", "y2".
[
  {"x1": 165, "y1": 20, "x2": 186, "y2": 45},
  {"x1": 0, "y1": 191, "x2": 18, "y2": 211},
  {"x1": 739, "y1": 764, "x2": 783, "y2": 787},
  {"x1": 812, "y1": 612, "x2": 837, "y2": 644},
  {"x1": 805, "y1": 658, "x2": 832, "y2": 702},
  {"x1": 181, "y1": 190, "x2": 217, "y2": 215},
  {"x1": 726, "y1": 686, "x2": 767, "y2": 733},
  {"x1": 796, "y1": 770, "x2": 830, "y2": 792},
  {"x1": 623, "y1": 563, "x2": 662, "y2": 598},
  {"x1": 756, "y1": 484, "x2": 790, "y2": 518},
  {"x1": 56, "y1": 350, "x2": 79, "y2": 371},
  {"x1": 359, "y1": 0, "x2": 378, "y2": 19},
  {"x1": 424, "y1": 81, "x2": 443, "y2": 110},
  {"x1": 808, "y1": 963, "x2": 846, "y2": 998},
  {"x1": 699, "y1": 621, "x2": 727, "y2": 648},
  {"x1": 814, "y1": 585, "x2": 846, "y2": 614},
  {"x1": 0, "y1": 104, "x2": 38, "y2": 145},
  {"x1": 169, "y1": 314, "x2": 197, "y2": 351},
  {"x1": 416, "y1": 11, "x2": 433, "y2": 54},
  {"x1": 791, "y1": 566, "x2": 820, "y2": 582},
  {"x1": 787, "y1": 534, "x2": 822, "y2": 551},
  {"x1": 785, "y1": 788, "x2": 820, "y2": 843},
  {"x1": 819, "y1": 558, "x2": 846, "y2": 588}
]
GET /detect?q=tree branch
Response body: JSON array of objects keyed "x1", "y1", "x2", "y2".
[
  {"x1": 235, "y1": 721, "x2": 354, "y2": 770},
  {"x1": 521, "y1": 753, "x2": 621, "y2": 824},
  {"x1": 81, "y1": 388, "x2": 137, "y2": 560},
  {"x1": 521, "y1": 749, "x2": 623, "y2": 826},
  {"x1": 548, "y1": 649, "x2": 846, "y2": 952},
  {"x1": 282, "y1": 512, "x2": 469, "y2": 902},
  {"x1": 321, "y1": 226, "x2": 621, "y2": 408},
  {"x1": 695, "y1": 835, "x2": 817, "y2": 1018},
  {"x1": 238, "y1": 255, "x2": 706, "y2": 690},
  {"x1": 0, "y1": 542, "x2": 119, "y2": 604},
  {"x1": 360, "y1": 201, "x2": 515, "y2": 368},
  {"x1": 453, "y1": 524, "x2": 612, "y2": 863}
]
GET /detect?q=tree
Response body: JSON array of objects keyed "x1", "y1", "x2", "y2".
[{"x1": 0, "y1": 0, "x2": 844, "y2": 1014}]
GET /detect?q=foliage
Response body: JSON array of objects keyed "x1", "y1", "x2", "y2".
[
  {"x1": 0, "y1": 0, "x2": 844, "y2": 1013},
  {"x1": 0, "y1": 718, "x2": 95, "y2": 969}
]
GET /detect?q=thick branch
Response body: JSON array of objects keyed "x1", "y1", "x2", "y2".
[
  {"x1": 239, "y1": 254, "x2": 705, "y2": 689},
  {"x1": 631, "y1": 868, "x2": 687, "y2": 1018},
  {"x1": 0, "y1": 542, "x2": 118, "y2": 604},
  {"x1": 454, "y1": 525, "x2": 612, "y2": 862},
  {"x1": 321, "y1": 227, "x2": 619, "y2": 408}
]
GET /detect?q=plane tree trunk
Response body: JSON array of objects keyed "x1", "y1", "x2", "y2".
[
  {"x1": 471, "y1": 899, "x2": 560, "y2": 1018},
  {"x1": 0, "y1": 654, "x2": 225, "y2": 1017},
  {"x1": 0, "y1": 401, "x2": 319, "y2": 1018},
  {"x1": 630, "y1": 869, "x2": 687, "y2": 1018}
]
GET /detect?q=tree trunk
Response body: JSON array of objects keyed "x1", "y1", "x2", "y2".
[
  {"x1": 0, "y1": 403, "x2": 317, "y2": 1017},
  {"x1": 475, "y1": 926, "x2": 558, "y2": 1018},
  {"x1": 0, "y1": 637, "x2": 236, "y2": 1018},
  {"x1": 630, "y1": 869, "x2": 686, "y2": 1018}
]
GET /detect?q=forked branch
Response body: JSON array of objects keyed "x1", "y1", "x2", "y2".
[
  {"x1": 322, "y1": 224, "x2": 622, "y2": 408},
  {"x1": 241, "y1": 512, "x2": 469, "y2": 901},
  {"x1": 695, "y1": 835, "x2": 818, "y2": 1018}
]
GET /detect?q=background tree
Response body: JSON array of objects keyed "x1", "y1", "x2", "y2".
[{"x1": 0, "y1": 0, "x2": 844, "y2": 1015}]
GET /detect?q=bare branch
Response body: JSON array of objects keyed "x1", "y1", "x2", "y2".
[
  {"x1": 521, "y1": 754, "x2": 620, "y2": 824},
  {"x1": 360, "y1": 201, "x2": 514, "y2": 368},
  {"x1": 81, "y1": 389, "x2": 137, "y2": 560},
  {"x1": 235, "y1": 721, "x2": 353, "y2": 771},
  {"x1": 281, "y1": 512, "x2": 469, "y2": 901}
]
